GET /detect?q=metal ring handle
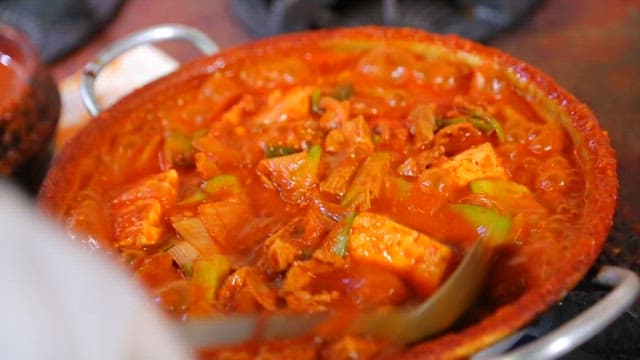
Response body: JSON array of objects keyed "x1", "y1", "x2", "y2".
[
  {"x1": 80, "y1": 23, "x2": 219, "y2": 117},
  {"x1": 480, "y1": 266, "x2": 640, "y2": 360}
]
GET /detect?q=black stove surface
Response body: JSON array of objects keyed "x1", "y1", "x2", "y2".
[
  {"x1": 230, "y1": 0, "x2": 542, "y2": 42},
  {"x1": 543, "y1": 215, "x2": 640, "y2": 359}
]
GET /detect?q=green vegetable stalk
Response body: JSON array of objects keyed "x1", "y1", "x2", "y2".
[
  {"x1": 332, "y1": 213, "x2": 357, "y2": 257},
  {"x1": 449, "y1": 203, "x2": 512, "y2": 246},
  {"x1": 192, "y1": 255, "x2": 232, "y2": 301},
  {"x1": 203, "y1": 174, "x2": 243, "y2": 198}
]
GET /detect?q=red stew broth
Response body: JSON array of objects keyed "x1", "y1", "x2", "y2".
[{"x1": 51, "y1": 38, "x2": 585, "y2": 358}]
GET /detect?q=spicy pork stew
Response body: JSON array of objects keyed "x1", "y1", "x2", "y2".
[{"x1": 40, "y1": 28, "x2": 605, "y2": 359}]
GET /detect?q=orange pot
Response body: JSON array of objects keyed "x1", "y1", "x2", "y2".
[{"x1": 39, "y1": 26, "x2": 621, "y2": 359}]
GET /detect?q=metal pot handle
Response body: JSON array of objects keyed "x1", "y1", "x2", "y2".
[
  {"x1": 477, "y1": 266, "x2": 640, "y2": 360},
  {"x1": 80, "y1": 23, "x2": 218, "y2": 117}
]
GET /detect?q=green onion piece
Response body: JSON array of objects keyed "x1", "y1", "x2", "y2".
[
  {"x1": 172, "y1": 216, "x2": 219, "y2": 254},
  {"x1": 331, "y1": 83, "x2": 354, "y2": 100},
  {"x1": 470, "y1": 179, "x2": 530, "y2": 197},
  {"x1": 165, "y1": 130, "x2": 196, "y2": 166},
  {"x1": 202, "y1": 174, "x2": 243, "y2": 197},
  {"x1": 481, "y1": 114, "x2": 505, "y2": 142},
  {"x1": 310, "y1": 88, "x2": 322, "y2": 114},
  {"x1": 120, "y1": 248, "x2": 145, "y2": 267},
  {"x1": 290, "y1": 144, "x2": 322, "y2": 184},
  {"x1": 310, "y1": 84, "x2": 353, "y2": 114},
  {"x1": 440, "y1": 114, "x2": 505, "y2": 142},
  {"x1": 179, "y1": 189, "x2": 207, "y2": 205},
  {"x1": 440, "y1": 117, "x2": 466, "y2": 127},
  {"x1": 332, "y1": 213, "x2": 357, "y2": 257},
  {"x1": 192, "y1": 128, "x2": 209, "y2": 139},
  {"x1": 449, "y1": 204, "x2": 512, "y2": 247},
  {"x1": 391, "y1": 177, "x2": 413, "y2": 199},
  {"x1": 192, "y1": 255, "x2": 231, "y2": 301},
  {"x1": 441, "y1": 116, "x2": 491, "y2": 132},
  {"x1": 265, "y1": 145, "x2": 298, "y2": 158},
  {"x1": 307, "y1": 144, "x2": 322, "y2": 167},
  {"x1": 301, "y1": 247, "x2": 315, "y2": 259},
  {"x1": 166, "y1": 241, "x2": 200, "y2": 276}
]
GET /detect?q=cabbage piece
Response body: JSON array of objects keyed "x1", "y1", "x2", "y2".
[
  {"x1": 111, "y1": 170, "x2": 178, "y2": 248},
  {"x1": 217, "y1": 266, "x2": 278, "y2": 312},
  {"x1": 320, "y1": 158, "x2": 360, "y2": 197},
  {"x1": 253, "y1": 86, "x2": 313, "y2": 125},
  {"x1": 198, "y1": 200, "x2": 252, "y2": 251},
  {"x1": 407, "y1": 103, "x2": 437, "y2": 148},
  {"x1": 257, "y1": 145, "x2": 322, "y2": 204},
  {"x1": 261, "y1": 217, "x2": 306, "y2": 273},
  {"x1": 342, "y1": 152, "x2": 391, "y2": 211}
]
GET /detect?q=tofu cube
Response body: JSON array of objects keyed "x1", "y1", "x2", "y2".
[
  {"x1": 435, "y1": 142, "x2": 507, "y2": 188},
  {"x1": 349, "y1": 212, "x2": 454, "y2": 297}
]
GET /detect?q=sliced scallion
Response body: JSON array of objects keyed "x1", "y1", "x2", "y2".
[{"x1": 332, "y1": 212, "x2": 357, "y2": 257}]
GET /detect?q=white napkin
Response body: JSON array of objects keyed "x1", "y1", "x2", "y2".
[{"x1": 0, "y1": 181, "x2": 192, "y2": 359}]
